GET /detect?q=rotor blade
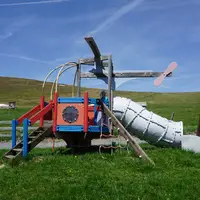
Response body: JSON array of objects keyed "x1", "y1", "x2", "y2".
[
  {"x1": 154, "y1": 62, "x2": 178, "y2": 86},
  {"x1": 154, "y1": 74, "x2": 165, "y2": 86},
  {"x1": 164, "y1": 62, "x2": 177, "y2": 75}
]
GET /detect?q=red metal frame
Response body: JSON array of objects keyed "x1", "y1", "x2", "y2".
[
  {"x1": 84, "y1": 92, "x2": 88, "y2": 133},
  {"x1": 29, "y1": 102, "x2": 53, "y2": 125},
  {"x1": 40, "y1": 96, "x2": 45, "y2": 127},
  {"x1": 53, "y1": 92, "x2": 58, "y2": 134},
  {"x1": 17, "y1": 105, "x2": 40, "y2": 125}
]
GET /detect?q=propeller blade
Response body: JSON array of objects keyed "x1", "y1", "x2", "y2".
[
  {"x1": 154, "y1": 74, "x2": 165, "y2": 86},
  {"x1": 164, "y1": 62, "x2": 177, "y2": 75},
  {"x1": 154, "y1": 62, "x2": 178, "y2": 86}
]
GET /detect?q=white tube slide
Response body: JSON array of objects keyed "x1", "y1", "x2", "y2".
[{"x1": 113, "y1": 97, "x2": 183, "y2": 148}]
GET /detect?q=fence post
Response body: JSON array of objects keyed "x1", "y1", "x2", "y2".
[
  {"x1": 170, "y1": 112, "x2": 175, "y2": 120},
  {"x1": 12, "y1": 119, "x2": 17, "y2": 148},
  {"x1": 23, "y1": 118, "x2": 29, "y2": 157}
]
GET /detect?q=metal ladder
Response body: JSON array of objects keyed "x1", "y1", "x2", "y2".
[{"x1": 3, "y1": 126, "x2": 53, "y2": 161}]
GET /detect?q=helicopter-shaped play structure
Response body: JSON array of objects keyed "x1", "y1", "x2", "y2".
[{"x1": 3, "y1": 37, "x2": 182, "y2": 164}]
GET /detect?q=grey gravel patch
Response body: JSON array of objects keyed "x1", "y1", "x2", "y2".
[
  {"x1": 0, "y1": 136, "x2": 147, "y2": 150},
  {"x1": 0, "y1": 141, "x2": 12, "y2": 149},
  {"x1": 92, "y1": 136, "x2": 147, "y2": 146},
  {"x1": 0, "y1": 140, "x2": 66, "y2": 150},
  {"x1": 181, "y1": 135, "x2": 200, "y2": 153}
]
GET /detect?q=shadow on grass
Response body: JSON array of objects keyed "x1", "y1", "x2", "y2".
[
  {"x1": 3, "y1": 143, "x2": 159, "y2": 167},
  {"x1": 13, "y1": 146, "x2": 121, "y2": 164}
]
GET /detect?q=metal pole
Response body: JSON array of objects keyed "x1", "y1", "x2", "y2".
[
  {"x1": 170, "y1": 112, "x2": 175, "y2": 120},
  {"x1": 77, "y1": 61, "x2": 81, "y2": 97},
  {"x1": 23, "y1": 118, "x2": 29, "y2": 157},
  {"x1": 108, "y1": 54, "x2": 113, "y2": 133},
  {"x1": 108, "y1": 54, "x2": 113, "y2": 111},
  {"x1": 12, "y1": 119, "x2": 17, "y2": 148}
]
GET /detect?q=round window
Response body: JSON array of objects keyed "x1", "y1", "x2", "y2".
[{"x1": 62, "y1": 106, "x2": 79, "y2": 123}]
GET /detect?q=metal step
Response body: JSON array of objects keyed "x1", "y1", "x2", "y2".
[
  {"x1": 33, "y1": 131, "x2": 43, "y2": 133},
  {"x1": 4, "y1": 155, "x2": 15, "y2": 159},
  {"x1": 13, "y1": 148, "x2": 22, "y2": 152},
  {"x1": 29, "y1": 136, "x2": 37, "y2": 139}
]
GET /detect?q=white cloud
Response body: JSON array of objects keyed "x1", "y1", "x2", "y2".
[
  {"x1": 0, "y1": 16, "x2": 36, "y2": 44},
  {"x1": 0, "y1": 0, "x2": 69, "y2": 7},
  {"x1": 88, "y1": 0, "x2": 144, "y2": 35},
  {"x1": 0, "y1": 32, "x2": 12, "y2": 40},
  {"x1": 138, "y1": 0, "x2": 200, "y2": 11},
  {"x1": 0, "y1": 53, "x2": 51, "y2": 64}
]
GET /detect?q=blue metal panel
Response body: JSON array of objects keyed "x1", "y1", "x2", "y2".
[
  {"x1": 58, "y1": 97, "x2": 84, "y2": 104},
  {"x1": 88, "y1": 98, "x2": 97, "y2": 104},
  {"x1": 88, "y1": 126, "x2": 109, "y2": 133},
  {"x1": 56, "y1": 125, "x2": 109, "y2": 133},
  {"x1": 94, "y1": 104, "x2": 97, "y2": 125},
  {"x1": 57, "y1": 125, "x2": 84, "y2": 132},
  {"x1": 58, "y1": 97, "x2": 99, "y2": 104},
  {"x1": 23, "y1": 118, "x2": 29, "y2": 157},
  {"x1": 12, "y1": 119, "x2": 17, "y2": 148}
]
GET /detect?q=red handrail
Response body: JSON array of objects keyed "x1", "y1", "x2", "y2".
[
  {"x1": 29, "y1": 102, "x2": 53, "y2": 125},
  {"x1": 17, "y1": 105, "x2": 40, "y2": 125}
]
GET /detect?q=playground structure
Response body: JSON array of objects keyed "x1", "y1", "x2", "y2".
[{"x1": 3, "y1": 37, "x2": 181, "y2": 164}]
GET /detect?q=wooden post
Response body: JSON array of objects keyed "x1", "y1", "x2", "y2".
[
  {"x1": 102, "y1": 102, "x2": 155, "y2": 165},
  {"x1": 107, "y1": 54, "x2": 113, "y2": 133},
  {"x1": 170, "y1": 112, "x2": 175, "y2": 120}
]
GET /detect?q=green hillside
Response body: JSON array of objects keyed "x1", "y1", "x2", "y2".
[{"x1": 0, "y1": 76, "x2": 200, "y2": 128}]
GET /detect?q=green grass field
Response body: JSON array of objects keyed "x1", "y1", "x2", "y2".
[
  {"x1": 0, "y1": 147, "x2": 200, "y2": 200},
  {"x1": 1, "y1": 77, "x2": 200, "y2": 200}
]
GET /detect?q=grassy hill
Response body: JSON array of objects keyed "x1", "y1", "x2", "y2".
[{"x1": 0, "y1": 76, "x2": 200, "y2": 128}]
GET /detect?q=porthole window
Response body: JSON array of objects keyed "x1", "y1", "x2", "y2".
[{"x1": 62, "y1": 106, "x2": 79, "y2": 123}]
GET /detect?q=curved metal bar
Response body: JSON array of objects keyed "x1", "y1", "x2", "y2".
[
  {"x1": 42, "y1": 61, "x2": 77, "y2": 95},
  {"x1": 55, "y1": 62, "x2": 77, "y2": 92},
  {"x1": 42, "y1": 64, "x2": 64, "y2": 95},
  {"x1": 50, "y1": 64, "x2": 77, "y2": 100},
  {"x1": 72, "y1": 69, "x2": 78, "y2": 97}
]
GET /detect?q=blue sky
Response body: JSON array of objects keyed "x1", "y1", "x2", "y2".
[{"x1": 0, "y1": 0, "x2": 200, "y2": 92}]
